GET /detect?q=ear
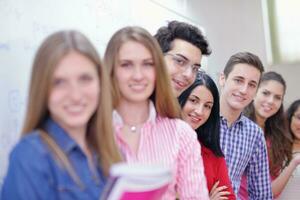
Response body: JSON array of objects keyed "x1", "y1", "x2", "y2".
[{"x1": 219, "y1": 72, "x2": 226, "y2": 88}]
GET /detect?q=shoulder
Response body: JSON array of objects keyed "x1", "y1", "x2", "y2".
[
  {"x1": 155, "y1": 116, "x2": 198, "y2": 149},
  {"x1": 158, "y1": 116, "x2": 196, "y2": 138},
  {"x1": 202, "y1": 145, "x2": 224, "y2": 163},
  {"x1": 241, "y1": 116, "x2": 264, "y2": 139},
  {"x1": 9, "y1": 130, "x2": 50, "y2": 167}
]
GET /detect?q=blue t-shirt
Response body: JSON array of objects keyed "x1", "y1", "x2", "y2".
[{"x1": 1, "y1": 118, "x2": 106, "y2": 200}]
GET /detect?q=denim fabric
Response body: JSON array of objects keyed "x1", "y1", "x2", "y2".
[{"x1": 1, "y1": 118, "x2": 106, "y2": 200}]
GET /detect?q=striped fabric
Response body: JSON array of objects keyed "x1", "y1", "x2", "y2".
[
  {"x1": 219, "y1": 115, "x2": 273, "y2": 200},
  {"x1": 113, "y1": 102, "x2": 209, "y2": 200}
]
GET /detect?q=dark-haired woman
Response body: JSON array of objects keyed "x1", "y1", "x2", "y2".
[
  {"x1": 278, "y1": 99, "x2": 300, "y2": 199},
  {"x1": 240, "y1": 71, "x2": 298, "y2": 199},
  {"x1": 179, "y1": 72, "x2": 236, "y2": 200}
]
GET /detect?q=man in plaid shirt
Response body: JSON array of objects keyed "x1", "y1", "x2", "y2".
[{"x1": 218, "y1": 52, "x2": 272, "y2": 199}]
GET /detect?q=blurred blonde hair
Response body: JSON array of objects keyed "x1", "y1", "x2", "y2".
[{"x1": 22, "y1": 30, "x2": 121, "y2": 176}]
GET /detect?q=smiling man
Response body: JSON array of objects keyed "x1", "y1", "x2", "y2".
[
  {"x1": 154, "y1": 20, "x2": 211, "y2": 97},
  {"x1": 218, "y1": 52, "x2": 272, "y2": 200}
]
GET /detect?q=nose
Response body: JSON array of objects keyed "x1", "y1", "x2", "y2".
[
  {"x1": 194, "y1": 104, "x2": 204, "y2": 116},
  {"x1": 132, "y1": 65, "x2": 143, "y2": 80},
  {"x1": 69, "y1": 83, "x2": 82, "y2": 102},
  {"x1": 239, "y1": 83, "x2": 248, "y2": 94},
  {"x1": 182, "y1": 65, "x2": 194, "y2": 80},
  {"x1": 267, "y1": 96, "x2": 275, "y2": 104}
]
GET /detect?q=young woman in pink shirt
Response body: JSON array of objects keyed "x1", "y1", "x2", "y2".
[{"x1": 104, "y1": 26, "x2": 209, "y2": 200}]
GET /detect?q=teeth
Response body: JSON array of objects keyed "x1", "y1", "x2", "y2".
[
  {"x1": 130, "y1": 84, "x2": 146, "y2": 90},
  {"x1": 189, "y1": 114, "x2": 201, "y2": 122},
  {"x1": 66, "y1": 106, "x2": 84, "y2": 113},
  {"x1": 232, "y1": 93, "x2": 247, "y2": 102},
  {"x1": 174, "y1": 79, "x2": 186, "y2": 88},
  {"x1": 262, "y1": 105, "x2": 272, "y2": 111}
]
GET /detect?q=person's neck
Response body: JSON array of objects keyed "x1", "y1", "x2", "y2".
[
  {"x1": 293, "y1": 139, "x2": 300, "y2": 151},
  {"x1": 117, "y1": 100, "x2": 150, "y2": 126},
  {"x1": 255, "y1": 113, "x2": 266, "y2": 131},
  {"x1": 220, "y1": 97, "x2": 242, "y2": 127}
]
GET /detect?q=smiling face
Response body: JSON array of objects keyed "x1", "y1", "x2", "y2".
[
  {"x1": 48, "y1": 51, "x2": 100, "y2": 133},
  {"x1": 253, "y1": 80, "x2": 284, "y2": 120},
  {"x1": 181, "y1": 85, "x2": 213, "y2": 130},
  {"x1": 291, "y1": 106, "x2": 300, "y2": 141},
  {"x1": 115, "y1": 40, "x2": 156, "y2": 105},
  {"x1": 164, "y1": 39, "x2": 202, "y2": 97},
  {"x1": 219, "y1": 63, "x2": 261, "y2": 113}
]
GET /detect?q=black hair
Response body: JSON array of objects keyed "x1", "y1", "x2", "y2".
[
  {"x1": 178, "y1": 71, "x2": 224, "y2": 157},
  {"x1": 286, "y1": 99, "x2": 300, "y2": 139},
  {"x1": 154, "y1": 20, "x2": 211, "y2": 55}
]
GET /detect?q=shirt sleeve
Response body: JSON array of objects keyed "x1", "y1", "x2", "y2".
[
  {"x1": 176, "y1": 120, "x2": 210, "y2": 200},
  {"x1": 246, "y1": 130, "x2": 273, "y2": 200},
  {"x1": 217, "y1": 157, "x2": 237, "y2": 200},
  {"x1": 1, "y1": 138, "x2": 56, "y2": 200}
]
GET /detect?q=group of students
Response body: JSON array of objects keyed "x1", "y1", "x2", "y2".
[{"x1": 1, "y1": 20, "x2": 299, "y2": 200}]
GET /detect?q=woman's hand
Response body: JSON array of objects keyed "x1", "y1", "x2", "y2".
[{"x1": 210, "y1": 181, "x2": 231, "y2": 200}]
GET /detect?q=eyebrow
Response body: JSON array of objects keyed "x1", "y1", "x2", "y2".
[
  {"x1": 175, "y1": 53, "x2": 201, "y2": 67},
  {"x1": 249, "y1": 80, "x2": 258, "y2": 85},
  {"x1": 191, "y1": 94, "x2": 214, "y2": 104}
]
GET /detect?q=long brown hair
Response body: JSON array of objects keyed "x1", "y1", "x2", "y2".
[
  {"x1": 104, "y1": 26, "x2": 180, "y2": 118},
  {"x1": 22, "y1": 30, "x2": 121, "y2": 176},
  {"x1": 244, "y1": 71, "x2": 292, "y2": 176}
]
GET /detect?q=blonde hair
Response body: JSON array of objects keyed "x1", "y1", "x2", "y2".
[
  {"x1": 22, "y1": 30, "x2": 121, "y2": 176},
  {"x1": 104, "y1": 26, "x2": 180, "y2": 118}
]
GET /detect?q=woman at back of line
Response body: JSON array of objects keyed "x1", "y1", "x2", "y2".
[
  {"x1": 240, "y1": 71, "x2": 299, "y2": 199},
  {"x1": 179, "y1": 71, "x2": 236, "y2": 200},
  {"x1": 1, "y1": 30, "x2": 122, "y2": 199},
  {"x1": 278, "y1": 99, "x2": 300, "y2": 199},
  {"x1": 104, "y1": 26, "x2": 209, "y2": 199}
]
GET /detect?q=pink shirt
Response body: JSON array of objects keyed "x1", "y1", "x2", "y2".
[{"x1": 113, "y1": 102, "x2": 209, "y2": 200}]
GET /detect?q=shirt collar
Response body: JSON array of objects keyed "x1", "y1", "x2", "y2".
[
  {"x1": 220, "y1": 113, "x2": 247, "y2": 126},
  {"x1": 112, "y1": 100, "x2": 157, "y2": 126},
  {"x1": 43, "y1": 118, "x2": 77, "y2": 154}
]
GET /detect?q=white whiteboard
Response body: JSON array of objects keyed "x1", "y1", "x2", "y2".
[{"x1": 0, "y1": 0, "x2": 202, "y2": 183}]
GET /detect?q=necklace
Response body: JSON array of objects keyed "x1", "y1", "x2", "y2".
[
  {"x1": 130, "y1": 126, "x2": 137, "y2": 133},
  {"x1": 124, "y1": 124, "x2": 140, "y2": 134}
]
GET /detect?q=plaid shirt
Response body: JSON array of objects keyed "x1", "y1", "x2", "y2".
[{"x1": 220, "y1": 115, "x2": 272, "y2": 200}]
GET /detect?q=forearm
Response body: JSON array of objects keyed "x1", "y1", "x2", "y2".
[{"x1": 271, "y1": 161, "x2": 297, "y2": 197}]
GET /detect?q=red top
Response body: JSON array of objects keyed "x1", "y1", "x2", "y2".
[{"x1": 202, "y1": 144, "x2": 236, "y2": 200}]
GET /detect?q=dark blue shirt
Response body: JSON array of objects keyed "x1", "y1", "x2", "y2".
[{"x1": 1, "y1": 118, "x2": 106, "y2": 200}]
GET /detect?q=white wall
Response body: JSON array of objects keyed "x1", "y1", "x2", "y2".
[
  {"x1": 187, "y1": 0, "x2": 299, "y2": 105},
  {"x1": 187, "y1": 0, "x2": 268, "y2": 78},
  {"x1": 0, "y1": 0, "x2": 198, "y2": 182}
]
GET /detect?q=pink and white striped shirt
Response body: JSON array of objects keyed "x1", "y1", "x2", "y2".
[{"x1": 113, "y1": 102, "x2": 209, "y2": 200}]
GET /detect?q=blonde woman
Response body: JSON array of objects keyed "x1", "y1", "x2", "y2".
[
  {"x1": 1, "y1": 30, "x2": 121, "y2": 199},
  {"x1": 104, "y1": 26, "x2": 209, "y2": 199}
]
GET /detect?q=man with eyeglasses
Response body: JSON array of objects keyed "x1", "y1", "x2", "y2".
[{"x1": 155, "y1": 20, "x2": 211, "y2": 97}]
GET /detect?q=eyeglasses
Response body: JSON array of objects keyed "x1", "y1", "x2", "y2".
[{"x1": 165, "y1": 53, "x2": 201, "y2": 74}]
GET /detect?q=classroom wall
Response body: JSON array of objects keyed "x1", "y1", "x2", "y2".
[{"x1": 0, "y1": 0, "x2": 202, "y2": 183}]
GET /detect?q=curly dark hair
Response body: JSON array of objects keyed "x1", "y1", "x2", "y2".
[
  {"x1": 244, "y1": 71, "x2": 292, "y2": 177},
  {"x1": 154, "y1": 20, "x2": 211, "y2": 55}
]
